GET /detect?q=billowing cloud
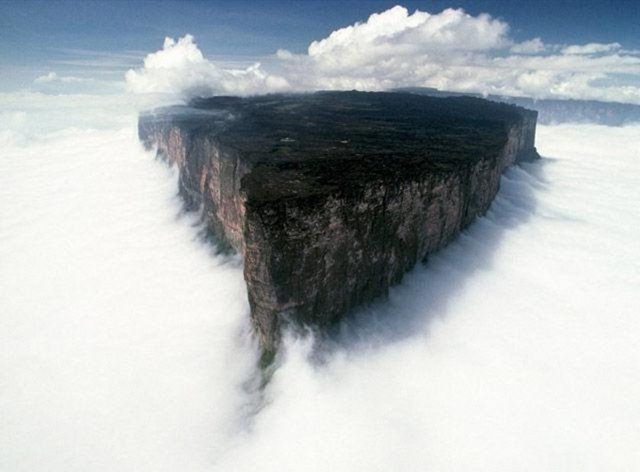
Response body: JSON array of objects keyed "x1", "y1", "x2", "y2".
[
  {"x1": 125, "y1": 35, "x2": 289, "y2": 98},
  {"x1": 307, "y1": 6, "x2": 509, "y2": 62},
  {"x1": 282, "y1": 6, "x2": 640, "y2": 102},
  {"x1": 126, "y1": 6, "x2": 640, "y2": 104},
  {"x1": 274, "y1": 6, "x2": 511, "y2": 91}
]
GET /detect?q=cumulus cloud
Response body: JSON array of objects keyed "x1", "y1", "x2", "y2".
[
  {"x1": 307, "y1": 6, "x2": 509, "y2": 60},
  {"x1": 126, "y1": 6, "x2": 640, "y2": 105},
  {"x1": 282, "y1": 6, "x2": 640, "y2": 102},
  {"x1": 125, "y1": 35, "x2": 289, "y2": 98},
  {"x1": 273, "y1": 6, "x2": 512, "y2": 91}
]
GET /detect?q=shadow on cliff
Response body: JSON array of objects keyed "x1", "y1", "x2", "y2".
[{"x1": 303, "y1": 158, "x2": 552, "y2": 360}]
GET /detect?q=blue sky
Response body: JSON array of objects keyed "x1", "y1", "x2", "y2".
[
  {"x1": 3, "y1": 0, "x2": 639, "y2": 59},
  {"x1": 1, "y1": 0, "x2": 639, "y2": 102}
]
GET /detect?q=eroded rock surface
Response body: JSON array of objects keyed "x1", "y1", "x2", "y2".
[{"x1": 139, "y1": 91, "x2": 539, "y2": 352}]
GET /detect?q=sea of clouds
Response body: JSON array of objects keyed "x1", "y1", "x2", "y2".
[
  {"x1": 2, "y1": 90, "x2": 639, "y2": 472},
  {"x1": 2, "y1": 4, "x2": 640, "y2": 471}
]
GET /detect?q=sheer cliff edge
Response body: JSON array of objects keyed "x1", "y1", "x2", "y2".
[{"x1": 138, "y1": 91, "x2": 539, "y2": 352}]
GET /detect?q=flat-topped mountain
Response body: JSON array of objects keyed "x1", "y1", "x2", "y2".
[{"x1": 139, "y1": 91, "x2": 539, "y2": 353}]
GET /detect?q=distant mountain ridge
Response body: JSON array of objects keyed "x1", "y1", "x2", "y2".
[{"x1": 394, "y1": 87, "x2": 640, "y2": 126}]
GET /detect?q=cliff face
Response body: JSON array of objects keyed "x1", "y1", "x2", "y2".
[
  {"x1": 139, "y1": 110, "x2": 249, "y2": 252},
  {"x1": 139, "y1": 91, "x2": 539, "y2": 351}
]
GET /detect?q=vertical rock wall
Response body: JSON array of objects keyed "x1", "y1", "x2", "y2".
[
  {"x1": 139, "y1": 101, "x2": 538, "y2": 352},
  {"x1": 139, "y1": 119, "x2": 248, "y2": 252},
  {"x1": 241, "y1": 121, "x2": 537, "y2": 348}
]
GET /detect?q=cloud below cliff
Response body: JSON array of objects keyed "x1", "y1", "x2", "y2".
[
  {"x1": 125, "y1": 6, "x2": 640, "y2": 104},
  {"x1": 2, "y1": 89, "x2": 639, "y2": 470},
  {"x1": 0, "y1": 94, "x2": 260, "y2": 471},
  {"x1": 211, "y1": 122, "x2": 640, "y2": 471}
]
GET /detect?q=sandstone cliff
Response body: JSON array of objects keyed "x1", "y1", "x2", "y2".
[{"x1": 139, "y1": 91, "x2": 539, "y2": 352}]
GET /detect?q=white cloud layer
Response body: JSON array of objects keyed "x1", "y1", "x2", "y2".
[
  {"x1": 0, "y1": 94, "x2": 259, "y2": 471},
  {"x1": 32, "y1": 72, "x2": 124, "y2": 95},
  {"x1": 510, "y1": 37, "x2": 546, "y2": 54},
  {"x1": 561, "y1": 42, "x2": 622, "y2": 55},
  {"x1": 2, "y1": 93, "x2": 639, "y2": 470},
  {"x1": 125, "y1": 6, "x2": 640, "y2": 104}
]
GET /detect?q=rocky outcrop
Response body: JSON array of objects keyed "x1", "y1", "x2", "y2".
[{"x1": 139, "y1": 91, "x2": 539, "y2": 352}]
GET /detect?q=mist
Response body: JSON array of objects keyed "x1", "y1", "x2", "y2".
[
  {"x1": 0, "y1": 95, "x2": 258, "y2": 471},
  {"x1": 1, "y1": 92, "x2": 639, "y2": 472}
]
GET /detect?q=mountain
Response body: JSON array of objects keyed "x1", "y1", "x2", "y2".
[{"x1": 138, "y1": 91, "x2": 539, "y2": 353}]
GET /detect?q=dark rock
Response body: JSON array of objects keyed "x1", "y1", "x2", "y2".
[{"x1": 138, "y1": 91, "x2": 539, "y2": 353}]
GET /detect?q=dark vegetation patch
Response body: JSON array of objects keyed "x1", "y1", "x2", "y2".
[{"x1": 149, "y1": 91, "x2": 530, "y2": 204}]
